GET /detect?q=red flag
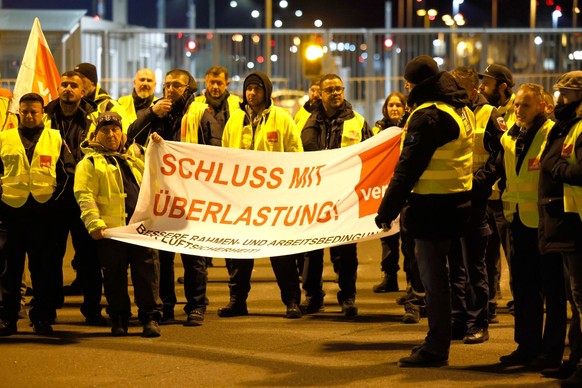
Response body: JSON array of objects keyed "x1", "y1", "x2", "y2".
[{"x1": 9, "y1": 18, "x2": 60, "y2": 113}]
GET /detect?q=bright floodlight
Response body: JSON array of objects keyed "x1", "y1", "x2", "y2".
[
  {"x1": 314, "y1": 19, "x2": 323, "y2": 27},
  {"x1": 274, "y1": 20, "x2": 283, "y2": 28},
  {"x1": 230, "y1": 1, "x2": 237, "y2": 7},
  {"x1": 295, "y1": 10, "x2": 303, "y2": 17},
  {"x1": 251, "y1": 10, "x2": 260, "y2": 18},
  {"x1": 305, "y1": 44, "x2": 324, "y2": 60},
  {"x1": 279, "y1": 1, "x2": 288, "y2": 8}
]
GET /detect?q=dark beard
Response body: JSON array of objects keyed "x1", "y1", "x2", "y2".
[{"x1": 482, "y1": 90, "x2": 502, "y2": 107}]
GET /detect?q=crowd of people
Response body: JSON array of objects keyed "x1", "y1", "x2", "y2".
[{"x1": 0, "y1": 57, "x2": 581, "y2": 386}]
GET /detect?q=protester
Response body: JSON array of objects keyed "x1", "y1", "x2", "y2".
[
  {"x1": 118, "y1": 68, "x2": 157, "y2": 123},
  {"x1": 74, "y1": 112, "x2": 163, "y2": 337},
  {"x1": 0, "y1": 93, "x2": 75, "y2": 335},
  {"x1": 219, "y1": 71, "x2": 304, "y2": 319},
  {"x1": 497, "y1": 83, "x2": 566, "y2": 369},
  {"x1": 300, "y1": 73, "x2": 373, "y2": 317},
  {"x1": 376, "y1": 55, "x2": 473, "y2": 367}
]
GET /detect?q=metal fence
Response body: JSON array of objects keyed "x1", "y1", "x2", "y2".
[{"x1": 4, "y1": 27, "x2": 582, "y2": 123}]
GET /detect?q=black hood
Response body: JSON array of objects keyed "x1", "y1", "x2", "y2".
[
  {"x1": 241, "y1": 71, "x2": 273, "y2": 109},
  {"x1": 408, "y1": 71, "x2": 469, "y2": 109}
]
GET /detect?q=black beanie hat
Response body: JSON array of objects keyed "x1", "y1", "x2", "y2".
[
  {"x1": 244, "y1": 73, "x2": 265, "y2": 91},
  {"x1": 74, "y1": 63, "x2": 98, "y2": 85},
  {"x1": 404, "y1": 55, "x2": 439, "y2": 85}
]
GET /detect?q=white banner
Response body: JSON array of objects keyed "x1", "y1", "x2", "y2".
[{"x1": 105, "y1": 128, "x2": 402, "y2": 258}]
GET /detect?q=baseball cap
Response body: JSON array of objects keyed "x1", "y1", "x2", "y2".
[{"x1": 478, "y1": 64, "x2": 514, "y2": 88}]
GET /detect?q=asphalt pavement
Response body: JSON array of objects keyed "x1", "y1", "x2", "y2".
[{"x1": 0, "y1": 239, "x2": 561, "y2": 387}]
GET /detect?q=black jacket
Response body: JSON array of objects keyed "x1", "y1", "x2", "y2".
[
  {"x1": 44, "y1": 97, "x2": 97, "y2": 163},
  {"x1": 376, "y1": 71, "x2": 471, "y2": 239},
  {"x1": 538, "y1": 100, "x2": 582, "y2": 253},
  {"x1": 301, "y1": 99, "x2": 372, "y2": 151},
  {"x1": 128, "y1": 92, "x2": 221, "y2": 147}
]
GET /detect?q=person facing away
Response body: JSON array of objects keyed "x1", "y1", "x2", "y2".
[
  {"x1": 74, "y1": 111, "x2": 163, "y2": 337},
  {"x1": 376, "y1": 55, "x2": 474, "y2": 367},
  {"x1": 218, "y1": 71, "x2": 304, "y2": 320}
]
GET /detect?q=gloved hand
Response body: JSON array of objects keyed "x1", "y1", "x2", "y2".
[{"x1": 375, "y1": 214, "x2": 392, "y2": 231}]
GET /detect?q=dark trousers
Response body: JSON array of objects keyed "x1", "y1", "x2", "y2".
[
  {"x1": 0, "y1": 200, "x2": 60, "y2": 323},
  {"x1": 226, "y1": 254, "x2": 301, "y2": 306},
  {"x1": 303, "y1": 243, "x2": 358, "y2": 303},
  {"x1": 158, "y1": 250, "x2": 208, "y2": 314},
  {"x1": 563, "y1": 252, "x2": 582, "y2": 366},
  {"x1": 55, "y1": 192, "x2": 102, "y2": 316},
  {"x1": 485, "y1": 199, "x2": 512, "y2": 302},
  {"x1": 401, "y1": 228, "x2": 424, "y2": 298},
  {"x1": 415, "y1": 238, "x2": 454, "y2": 358},
  {"x1": 379, "y1": 233, "x2": 400, "y2": 277},
  {"x1": 98, "y1": 239, "x2": 162, "y2": 323},
  {"x1": 510, "y1": 216, "x2": 566, "y2": 359}
]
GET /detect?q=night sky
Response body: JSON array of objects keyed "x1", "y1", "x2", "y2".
[{"x1": 1, "y1": 0, "x2": 576, "y2": 29}]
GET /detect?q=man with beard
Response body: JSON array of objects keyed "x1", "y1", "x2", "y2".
[
  {"x1": 44, "y1": 71, "x2": 106, "y2": 326},
  {"x1": 218, "y1": 71, "x2": 304, "y2": 319},
  {"x1": 375, "y1": 56, "x2": 473, "y2": 367},
  {"x1": 478, "y1": 64, "x2": 516, "y2": 316},
  {"x1": 118, "y1": 68, "x2": 157, "y2": 123},
  {"x1": 190, "y1": 65, "x2": 240, "y2": 270},
  {"x1": 537, "y1": 71, "x2": 582, "y2": 385},
  {"x1": 294, "y1": 76, "x2": 322, "y2": 130},
  {"x1": 299, "y1": 73, "x2": 373, "y2": 317},
  {"x1": 128, "y1": 69, "x2": 220, "y2": 326}
]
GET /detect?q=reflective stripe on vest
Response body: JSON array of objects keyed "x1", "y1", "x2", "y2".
[
  {"x1": 473, "y1": 104, "x2": 494, "y2": 171},
  {"x1": 501, "y1": 118, "x2": 553, "y2": 228},
  {"x1": 562, "y1": 119, "x2": 582, "y2": 220},
  {"x1": 405, "y1": 102, "x2": 474, "y2": 194},
  {"x1": 0, "y1": 128, "x2": 61, "y2": 208}
]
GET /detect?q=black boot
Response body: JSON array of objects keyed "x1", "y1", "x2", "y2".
[{"x1": 373, "y1": 274, "x2": 399, "y2": 293}]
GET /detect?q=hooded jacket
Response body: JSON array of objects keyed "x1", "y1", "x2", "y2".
[
  {"x1": 222, "y1": 71, "x2": 303, "y2": 152},
  {"x1": 376, "y1": 71, "x2": 472, "y2": 239},
  {"x1": 538, "y1": 99, "x2": 582, "y2": 253}
]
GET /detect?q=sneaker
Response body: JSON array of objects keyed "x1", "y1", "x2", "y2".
[
  {"x1": 373, "y1": 275, "x2": 399, "y2": 293},
  {"x1": 299, "y1": 297, "x2": 324, "y2": 314},
  {"x1": 217, "y1": 302, "x2": 248, "y2": 318},
  {"x1": 402, "y1": 303, "x2": 420, "y2": 324},
  {"x1": 0, "y1": 319, "x2": 17, "y2": 336},
  {"x1": 31, "y1": 321, "x2": 53, "y2": 335},
  {"x1": 142, "y1": 321, "x2": 161, "y2": 337},
  {"x1": 111, "y1": 317, "x2": 128, "y2": 336},
  {"x1": 499, "y1": 349, "x2": 536, "y2": 366},
  {"x1": 285, "y1": 303, "x2": 302, "y2": 319},
  {"x1": 185, "y1": 308, "x2": 205, "y2": 326},
  {"x1": 85, "y1": 314, "x2": 108, "y2": 327},
  {"x1": 463, "y1": 326, "x2": 489, "y2": 344},
  {"x1": 398, "y1": 349, "x2": 448, "y2": 368},
  {"x1": 340, "y1": 299, "x2": 358, "y2": 317}
]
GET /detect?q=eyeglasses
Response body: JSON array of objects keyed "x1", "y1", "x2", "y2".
[
  {"x1": 321, "y1": 86, "x2": 344, "y2": 94},
  {"x1": 163, "y1": 82, "x2": 188, "y2": 90}
]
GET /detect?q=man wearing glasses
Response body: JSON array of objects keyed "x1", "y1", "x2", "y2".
[
  {"x1": 299, "y1": 73, "x2": 373, "y2": 317},
  {"x1": 127, "y1": 68, "x2": 220, "y2": 327}
]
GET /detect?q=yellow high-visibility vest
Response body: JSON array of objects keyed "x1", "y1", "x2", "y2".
[{"x1": 0, "y1": 127, "x2": 62, "y2": 208}]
